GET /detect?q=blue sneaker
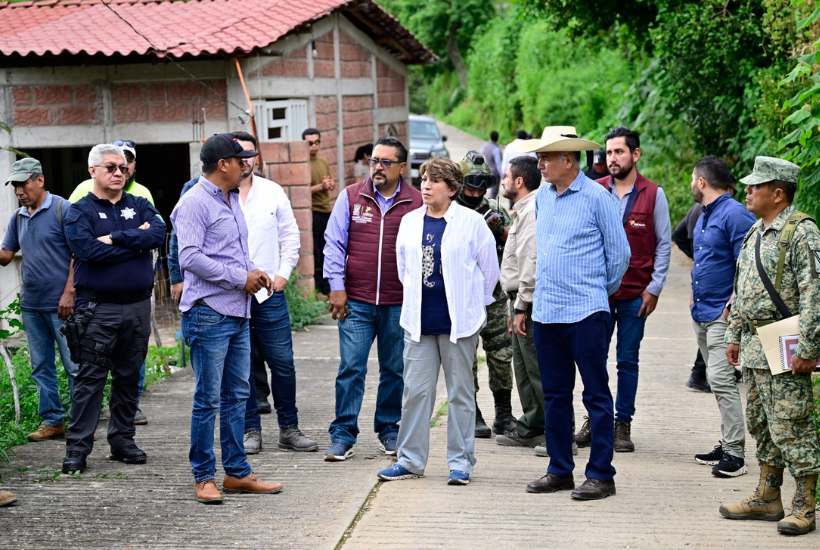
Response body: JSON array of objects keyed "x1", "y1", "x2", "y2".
[
  {"x1": 379, "y1": 433, "x2": 398, "y2": 456},
  {"x1": 377, "y1": 464, "x2": 421, "y2": 481},
  {"x1": 324, "y1": 441, "x2": 354, "y2": 462},
  {"x1": 448, "y1": 470, "x2": 470, "y2": 485}
]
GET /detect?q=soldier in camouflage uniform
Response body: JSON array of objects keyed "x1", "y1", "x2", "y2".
[
  {"x1": 457, "y1": 152, "x2": 516, "y2": 438},
  {"x1": 721, "y1": 156, "x2": 820, "y2": 536}
]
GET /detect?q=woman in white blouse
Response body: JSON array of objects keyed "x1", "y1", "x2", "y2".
[{"x1": 376, "y1": 157, "x2": 499, "y2": 486}]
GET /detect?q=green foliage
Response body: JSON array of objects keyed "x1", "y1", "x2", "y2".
[
  {"x1": 0, "y1": 346, "x2": 43, "y2": 468},
  {"x1": 779, "y1": 0, "x2": 820, "y2": 220},
  {"x1": 0, "y1": 297, "x2": 23, "y2": 340},
  {"x1": 284, "y1": 275, "x2": 328, "y2": 330}
]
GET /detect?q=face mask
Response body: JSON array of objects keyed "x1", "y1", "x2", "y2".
[{"x1": 459, "y1": 189, "x2": 483, "y2": 207}]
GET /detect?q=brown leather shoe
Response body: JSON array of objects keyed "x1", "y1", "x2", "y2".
[
  {"x1": 0, "y1": 490, "x2": 18, "y2": 507},
  {"x1": 194, "y1": 479, "x2": 223, "y2": 504},
  {"x1": 27, "y1": 423, "x2": 65, "y2": 442},
  {"x1": 526, "y1": 472, "x2": 575, "y2": 493},
  {"x1": 571, "y1": 478, "x2": 616, "y2": 500},
  {"x1": 222, "y1": 473, "x2": 283, "y2": 494}
]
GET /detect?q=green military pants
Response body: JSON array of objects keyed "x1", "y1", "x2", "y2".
[
  {"x1": 744, "y1": 367, "x2": 820, "y2": 477},
  {"x1": 472, "y1": 297, "x2": 513, "y2": 394},
  {"x1": 508, "y1": 298, "x2": 544, "y2": 438}
]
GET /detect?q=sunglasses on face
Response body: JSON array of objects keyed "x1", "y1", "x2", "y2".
[
  {"x1": 368, "y1": 158, "x2": 399, "y2": 169},
  {"x1": 112, "y1": 140, "x2": 136, "y2": 148},
  {"x1": 95, "y1": 164, "x2": 129, "y2": 175},
  {"x1": 307, "y1": 139, "x2": 321, "y2": 146}
]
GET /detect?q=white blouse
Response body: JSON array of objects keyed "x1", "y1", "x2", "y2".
[{"x1": 396, "y1": 201, "x2": 500, "y2": 343}]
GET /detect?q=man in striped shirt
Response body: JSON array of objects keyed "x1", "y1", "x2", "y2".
[{"x1": 519, "y1": 126, "x2": 630, "y2": 501}]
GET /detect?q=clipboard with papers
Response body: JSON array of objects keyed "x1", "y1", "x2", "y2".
[{"x1": 756, "y1": 316, "x2": 820, "y2": 375}]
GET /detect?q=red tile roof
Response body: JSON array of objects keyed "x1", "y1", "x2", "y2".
[{"x1": 0, "y1": 0, "x2": 435, "y2": 63}]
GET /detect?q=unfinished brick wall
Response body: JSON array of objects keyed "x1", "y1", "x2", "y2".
[
  {"x1": 342, "y1": 95, "x2": 374, "y2": 185},
  {"x1": 377, "y1": 61, "x2": 406, "y2": 108},
  {"x1": 339, "y1": 31, "x2": 371, "y2": 78},
  {"x1": 314, "y1": 32, "x2": 336, "y2": 78},
  {"x1": 250, "y1": 45, "x2": 308, "y2": 77},
  {"x1": 314, "y1": 95, "x2": 339, "y2": 184},
  {"x1": 12, "y1": 84, "x2": 100, "y2": 126},
  {"x1": 112, "y1": 80, "x2": 227, "y2": 123},
  {"x1": 259, "y1": 140, "x2": 315, "y2": 295}
]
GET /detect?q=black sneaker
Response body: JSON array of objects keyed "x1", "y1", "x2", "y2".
[
  {"x1": 62, "y1": 451, "x2": 87, "y2": 474},
  {"x1": 109, "y1": 444, "x2": 147, "y2": 465},
  {"x1": 695, "y1": 442, "x2": 724, "y2": 465},
  {"x1": 712, "y1": 453, "x2": 747, "y2": 477}
]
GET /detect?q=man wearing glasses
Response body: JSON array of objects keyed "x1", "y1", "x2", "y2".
[
  {"x1": 323, "y1": 137, "x2": 422, "y2": 461},
  {"x1": 61, "y1": 143, "x2": 166, "y2": 474},
  {"x1": 304, "y1": 128, "x2": 335, "y2": 299},
  {"x1": 69, "y1": 139, "x2": 154, "y2": 426}
]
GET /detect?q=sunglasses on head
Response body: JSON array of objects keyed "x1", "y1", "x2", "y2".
[
  {"x1": 368, "y1": 158, "x2": 399, "y2": 169},
  {"x1": 112, "y1": 140, "x2": 136, "y2": 148},
  {"x1": 307, "y1": 139, "x2": 321, "y2": 146},
  {"x1": 95, "y1": 164, "x2": 129, "y2": 175}
]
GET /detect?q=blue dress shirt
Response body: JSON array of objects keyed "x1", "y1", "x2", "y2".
[{"x1": 533, "y1": 170, "x2": 631, "y2": 324}]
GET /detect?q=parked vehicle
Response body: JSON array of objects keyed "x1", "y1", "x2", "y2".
[{"x1": 408, "y1": 115, "x2": 449, "y2": 187}]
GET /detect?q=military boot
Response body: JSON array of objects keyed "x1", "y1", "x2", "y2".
[
  {"x1": 777, "y1": 474, "x2": 818, "y2": 535},
  {"x1": 475, "y1": 401, "x2": 491, "y2": 438},
  {"x1": 719, "y1": 463, "x2": 784, "y2": 521},
  {"x1": 492, "y1": 389, "x2": 517, "y2": 435}
]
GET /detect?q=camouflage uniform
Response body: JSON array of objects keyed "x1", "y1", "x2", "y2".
[
  {"x1": 455, "y1": 195, "x2": 514, "y2": 394},
  {"x1": 726, "y1": 203, "x2": 820, "y2": 477}
]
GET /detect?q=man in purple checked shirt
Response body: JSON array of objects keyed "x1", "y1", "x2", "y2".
[{"x1": 171, "y1": 133, "x2": 282, "y2": 505}]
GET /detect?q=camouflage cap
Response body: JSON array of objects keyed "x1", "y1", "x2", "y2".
[{"x1": 739, "y1": 156, "x2": 800, "y2": 186}]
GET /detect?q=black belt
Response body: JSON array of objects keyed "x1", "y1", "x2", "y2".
[
  {"x1": 740, "y1": 319, "x2": 774, "y2": 335},
  {"x1": 75, "y1": 288, "x2": 150, "y2": 305},
  {"x1": 194, "y1": 299, "x2": 210, "y2": 308}
]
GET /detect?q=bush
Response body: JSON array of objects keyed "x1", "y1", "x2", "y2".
[{"x1": 284, "y1": 275, "x2": 328, "y2": 330}]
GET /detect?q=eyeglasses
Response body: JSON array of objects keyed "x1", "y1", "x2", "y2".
[
  {"x1": 112, "y1": 140, "x2": 136, "y2": 148},
  {"x1": 369, "y1": 158, "x2": 399, "y2": 169},
  {"x1": 95, "y1": 164, "x2": 129, "y2": 175},
  {"x1": 307, "y1": 139, "x2": 321, "y2": 146}
]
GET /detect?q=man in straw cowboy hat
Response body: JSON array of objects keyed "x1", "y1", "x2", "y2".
[{"x1": 519, "y1": 126, "x2": 630, "y2": 500}]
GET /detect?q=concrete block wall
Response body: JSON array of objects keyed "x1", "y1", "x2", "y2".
[
  {"x1": 12, "y1": 84, "x2": 100, "y2": 126},
  {"x1": 259, "y1": 140, "x2": 315, "y2": 295}
]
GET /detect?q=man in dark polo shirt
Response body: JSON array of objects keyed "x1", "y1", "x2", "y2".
[
  {"x1": 1, "y1": 158, "x2": 77, "y2": 442},
  {"x1": 61, "y1": 143, "x2": 166, "y2": 474}
]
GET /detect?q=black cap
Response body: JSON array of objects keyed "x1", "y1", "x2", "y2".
[{"x1": 200, "y1": 133, "x2": 259, "y2": 165}]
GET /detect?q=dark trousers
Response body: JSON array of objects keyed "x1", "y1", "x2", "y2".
[
  {"x1": 692, "y1": 349, "x2": 706, "y2": 377},
  {"x1": 312, "y1": 210, "x2": 331, "y2": 295},
  {"x1": 534, "y1": 312, "x2": 616, "y2": 481},
  {"x1": 66, "y1": 299, "x2": 151, "y2": 455}
]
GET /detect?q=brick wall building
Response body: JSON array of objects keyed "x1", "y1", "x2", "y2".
[{"x1": 0, "y1": 0, "x2": 434, "y2": 300}]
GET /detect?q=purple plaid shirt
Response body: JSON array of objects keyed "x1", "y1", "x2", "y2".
[{"x1": 170, "y1": 176, "x2": 255, "y2": 318}]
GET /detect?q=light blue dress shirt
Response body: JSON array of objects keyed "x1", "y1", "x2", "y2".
[{"x1": 533, "y1": 170, "x2": 631, "y2": 324}]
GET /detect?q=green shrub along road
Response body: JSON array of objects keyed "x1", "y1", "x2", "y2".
[{"x1": 382, "y1": 0, "x2": 820, "y2": 224}]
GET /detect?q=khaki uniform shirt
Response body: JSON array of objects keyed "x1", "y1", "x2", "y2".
[
  {"x1": 500, "y1": 191, "x2": 537, "y2": 311},
  {"x1": 311, "y1": 156, "x2": 332, "y2": 213},
  {"x1": 726, "y1": 204, "x2": 820, "y2": 367}
]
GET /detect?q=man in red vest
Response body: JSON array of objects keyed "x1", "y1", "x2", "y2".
[
  {"x1": 322, "y1": 137, "x2": 423, "y2": 461},
  {"x1": 575, "y1": 127, "x2": 671, "y2": 453}
]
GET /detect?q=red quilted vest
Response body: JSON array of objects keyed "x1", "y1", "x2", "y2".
[
  {"x1": 344, "y1": 178, "x2": 422, "y2": 305},
  {"x1": 598, "y1": 173, "x2": 658, "y2": 301}
]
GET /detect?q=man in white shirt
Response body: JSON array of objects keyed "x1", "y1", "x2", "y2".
[
  {"x1": 233, "y1": 132, "x2": 318, "y2": 454},
  {"x1": 501, "y1": 130, "x2": 537, "y2": 179}
]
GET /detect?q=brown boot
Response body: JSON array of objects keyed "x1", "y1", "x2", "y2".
[
  {"x1": 194, "y1": 479, "x2": 223, "y2": 504},
  {"x1": 777, "y1": 474, "x2": 818, "y2": 535},
  {"x1": 0, "y1": 490, "x2": 18, "y2": 507},
  {"x1": 27, "y1": 423, "x2": 65, "y2": 442},
  {"x1": 719, "y1": 463, "x2": 784, "y2": 521},
  {"x1": 222, "y1": 473, "x2": 283, "y2": 494},
  {"x1": 614, "y1": 421, "x2": 634, "y2": 452}
]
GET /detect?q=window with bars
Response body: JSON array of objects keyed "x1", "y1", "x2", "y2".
[{"x1": 251, "y1": 99, "x2": 309, "y2": 142}]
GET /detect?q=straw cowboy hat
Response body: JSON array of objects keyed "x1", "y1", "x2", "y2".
[{"x1": 514, "y1": 126, "x2": 601, "y2": 153}]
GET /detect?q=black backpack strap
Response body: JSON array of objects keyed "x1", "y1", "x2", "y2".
[{"x1": 755, "y1": 233, "x2": 792, "y2": 319}]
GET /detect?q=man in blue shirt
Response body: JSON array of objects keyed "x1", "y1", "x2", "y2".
[
  {"x1": 689, "y1": 157, "x2": 756, "y2": 478},
  {"x1": 519, "y1": 126, "x2": 630, "y2": 500},
  {"x1": 1, "y1": 158, "x2": 77, "y2": 442},
  {"x1": 61, "y1": 144, "x2": 166, "y2": 475}
]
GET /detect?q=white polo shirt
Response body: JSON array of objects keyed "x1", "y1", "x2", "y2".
[{"x1": 239, "y1": 174, "x2": 300, "y2": 281}]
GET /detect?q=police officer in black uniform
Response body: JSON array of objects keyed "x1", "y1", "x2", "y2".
[{"x1": 61, "y1": 143, "x2": 166, "y2": 474}]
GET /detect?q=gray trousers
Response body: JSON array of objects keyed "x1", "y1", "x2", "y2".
[
  {"x1": 396, "y1": 330, "x2": 480, "y2": 475},
  {"x1": 692, "y1": 317, "x2": 745, "y2": 458}
]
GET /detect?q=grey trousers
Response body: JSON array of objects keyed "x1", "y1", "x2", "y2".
[
  {"x1": 692, "y1": 317, "x2": 745, "y2": 458},
  {"x1": 396, "y1": 330, "x2": 480, "y2": 475}
]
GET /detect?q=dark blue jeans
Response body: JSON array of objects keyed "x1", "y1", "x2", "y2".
[
  {"x1": 244, "y1": 291, "x2": 298, "y2": 432},
  {"x1": 534, "y1": 312, "x2": 616, "y2": 482},
  {"x1": 182, "y1": 305, "x2": 253, "y2": 483},
  {"x1": 608, "y1": 296, "x2": 647, "y2": 423},
  {"x1": 329, "y1": 299, "x2": 404, "y2": 445}
]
